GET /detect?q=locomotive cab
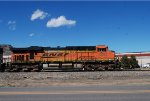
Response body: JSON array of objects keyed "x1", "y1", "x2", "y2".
[
  {"x1": 96, "y1": 45, "x2": 115, "y2": 61},
  {"x1": 96, "y1": 45, "x2": 108, "y2": 52}
]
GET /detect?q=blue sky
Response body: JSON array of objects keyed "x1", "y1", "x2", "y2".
[{"x1": 0, "y1": 1, "x2": 150, "y2": 53}]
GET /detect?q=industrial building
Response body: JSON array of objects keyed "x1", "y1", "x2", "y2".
[
  {"x1": 3, "y1": 55, "x2": 11, "y2": 63},
  {"x1": 116, "y1": 52, "x2": 150, "y2": 67},
  {"x1": 0, "y1": 44, "x2": 12, "y2": 64}
]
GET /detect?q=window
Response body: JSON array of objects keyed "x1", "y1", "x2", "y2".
[{"x1": 98, "y1": 48, "x2": 106, "y2": 52}]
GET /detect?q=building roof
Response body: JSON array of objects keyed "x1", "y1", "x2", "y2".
[{"x1": 116, "y1": 52, "x2": 150, "y2": 57}]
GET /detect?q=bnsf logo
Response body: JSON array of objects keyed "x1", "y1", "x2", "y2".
[{"x1": 42, "y1": 52, "x2": 67, "y2": 58}]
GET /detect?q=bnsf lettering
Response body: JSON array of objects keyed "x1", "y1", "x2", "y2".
[
  {"x1": 43, "y1": 53, "x2": 48, "y2": 57},
  {"x1": 49, "y1": 53, "x2": 57, "y2": 57},
  {"x1": 42, "y1": 52, "x2": 67, "y2": 57},
  {"x1": 57, "y1": 53, "x2": 64, "y2": 56}
]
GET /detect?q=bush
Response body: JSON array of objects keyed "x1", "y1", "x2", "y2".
[
  {"x1": 120, "y1": 55, "x2": 139, "y2": 69},
  {"x1": 130, "y1": 56, "x2": 140, "y2": 69}
]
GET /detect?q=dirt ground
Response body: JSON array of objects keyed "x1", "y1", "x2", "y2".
[{"x1": 0, "y1": 71, "x2": 150, "y2": 87}]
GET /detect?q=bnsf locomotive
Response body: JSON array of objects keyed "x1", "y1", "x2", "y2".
[{"x1": 1, "y1": 45, "x2": 117, "y2": 72}]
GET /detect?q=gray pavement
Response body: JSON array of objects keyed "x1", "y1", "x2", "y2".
[{"x1": 0, "y1": 85, "x2": 150, "y2": 101}]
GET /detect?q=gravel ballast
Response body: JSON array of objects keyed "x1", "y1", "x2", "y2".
[{"x1": 0, "y1": 71, "x2": 150, "y2": 87}]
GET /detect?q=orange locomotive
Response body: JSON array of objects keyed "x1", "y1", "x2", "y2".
[{"x1": 9, "y1": 45, "x2": 115, "y2": 71}]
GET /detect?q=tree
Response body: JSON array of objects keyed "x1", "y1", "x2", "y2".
[
  {"x1": 120, "y1": 55, "x2": 140, "y2": 69},
  {"x1": 129, "y1": 55, "x2": 140, "y2": 69},
  {"x1": 120, "y1": 55, "x2": 130, "y2": 69}
]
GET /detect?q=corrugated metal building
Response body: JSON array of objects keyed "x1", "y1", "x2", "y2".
[{"x1": 116, "y1": 52, "x2": 150, "y2": 67}]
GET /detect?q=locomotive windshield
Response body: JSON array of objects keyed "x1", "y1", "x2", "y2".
[{"x1": 98, "y1": 48, "x2": 106, "y2": 52}]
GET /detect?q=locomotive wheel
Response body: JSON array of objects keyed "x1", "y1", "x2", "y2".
[
  {"x1": 84, "y1": 64, "x2": 94, "y2": 71},
  {"x1": 97, "y1": 65, "x2": 105, "y2": 71},
  {"x1": 23, "y1": 68, "x2": 30, "y2": 72}
]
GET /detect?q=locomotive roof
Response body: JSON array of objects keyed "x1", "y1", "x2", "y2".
[
  {"x1": 65, "y1": 46, "x2": 96, "y2": 50},
  {"x1": 12, "y1": 46, "x2": 44, "y2": 53},
  {"x1": 44, "y1": 46, "x2": 96, "y2": 51},
  {"x1": 12, "y1": 46, "x2": 96, "y2": 52}
]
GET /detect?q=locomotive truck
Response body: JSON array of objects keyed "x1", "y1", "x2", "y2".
[{"x1": 1, "y1": 45, "x2": 117, "y2": 72}]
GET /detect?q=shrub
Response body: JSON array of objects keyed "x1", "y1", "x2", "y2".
[{"x1": 120, "y1": 55, "x2": 139, "y2": 69}]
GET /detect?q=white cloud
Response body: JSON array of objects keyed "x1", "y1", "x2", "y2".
[
  {"x1": 31, "y1": 9, "x2": 48, "y2": 21},
  {"x1": 29, "y1": 33, "x2": 35, "y2": 37},
  {"x1": 8, "y1": 21, "x2": 16, "y2": 25},
  {"x1": 7, "y1": 20, "x2": 16, "y2": 31},
  {"x1": 46, "y1": 16, "x2": 76, "y2": 28}
]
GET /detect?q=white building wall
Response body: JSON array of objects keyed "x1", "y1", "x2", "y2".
[
  {"x1": 3, "y1": 55, "x2": 11, "y2": 63},
  {"x1": 136, "y1": 56, "x2": 150, "y2": 67}
]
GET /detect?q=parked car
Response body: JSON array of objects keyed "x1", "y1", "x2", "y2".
[{"x1": 143, "y1": 63, "x2": 150, "y2": 68}]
